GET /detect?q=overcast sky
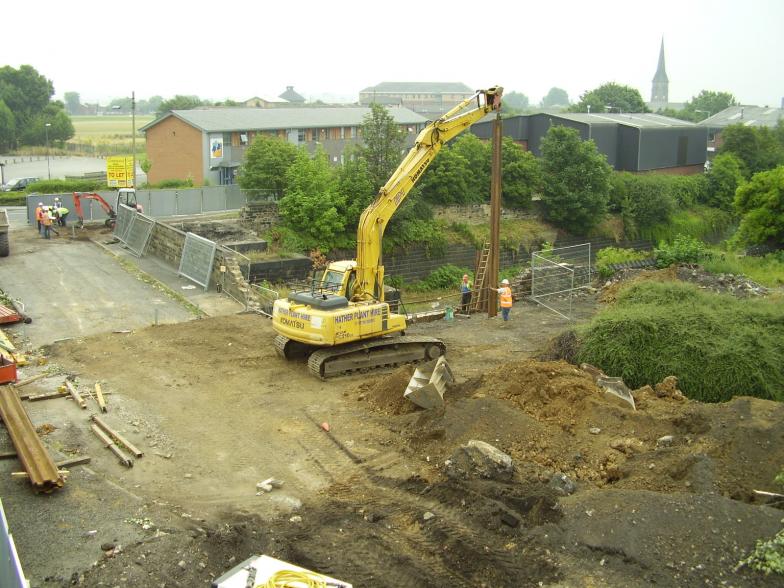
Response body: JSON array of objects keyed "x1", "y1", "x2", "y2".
[{"x1": 5, "y1": 0, "x2": 782, "y2": 108}]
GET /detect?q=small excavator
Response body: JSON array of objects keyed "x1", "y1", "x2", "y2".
[
  {"x1": 73, "y1": 188, "x2": 142, "y2": 228},
  {"x1": 273, "y1": 86, "x2": 503, "y2": 377}
]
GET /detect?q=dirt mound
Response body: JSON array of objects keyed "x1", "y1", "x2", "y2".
[
  {"x1": 355, "y1": 366, "x2": 418, "y2": 415},
  {"x1": 599, "y1": 266, "x2": 678, "y2": 303}
]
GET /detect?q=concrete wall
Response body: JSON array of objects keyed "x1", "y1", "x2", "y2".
[{"x1": 247, "y1": 256, "x2": 311, "y2": 283}]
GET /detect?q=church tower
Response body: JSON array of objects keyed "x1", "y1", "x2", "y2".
[{"x1": 650, "y1": 38, "x2": 669, "y2": 110}]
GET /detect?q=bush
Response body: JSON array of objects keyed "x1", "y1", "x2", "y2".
[
  {"x1": 411, "y1": 264, "x2": 471, "y2": 292},
  {"x1": 150, "y1": 178, "x2": 194, "y2": 189},
  {"x1": 595, "y1": 247, "x2": 652, "y2": 278},
  {"x1": 27, "y1": 178, "x2": 106, "y2": 195},
  {"x1": 575, "y1": 281, "x2": 784, "y2": 402},
  {"x1": 641, "y1": 206, "x2": 735, "y2": 244},
  {"x1": 655, "y1": 234, "x2": 713, "y2": 267}
]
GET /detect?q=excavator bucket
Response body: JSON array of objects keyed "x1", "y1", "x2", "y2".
[{"x1": 404, "y1": 356, "x2": 454, "y2": 409}]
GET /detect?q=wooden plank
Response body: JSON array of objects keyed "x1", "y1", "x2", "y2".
[
  {"x1": 26, "y1": 391, "x2": 68, "y2": 402},
  {"x1": 91, "y1": 415, "x2": 143, "y2": 458},
  {"x1": 12, "y1": 469, "x2": 69, "y2": 479},
  {"x1": 64, "y1": 381, "x2": 87, "y2": 409},
  {"x1": 95, "y1": 383, "x2": 107, "y2": 413},
  {"x1": 90, "y1": 424, "x2": 133, "y2": 467},
  {"x1": 0, "y1": 451, "x2": 17, "y2": 459},
  {"x1": 55, "y1": 456, "x2": 91, "y2": 468},
  {"x1": 14, "y1": 373, "x2": 47, "y2": 388}
]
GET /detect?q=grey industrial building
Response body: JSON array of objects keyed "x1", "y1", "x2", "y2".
[
  {"x1": 699, "y1": 105, "x2": 784, "y2": 153},
  {"x1": 471, "y1": 112, "x2": 707, "y2": 174}
]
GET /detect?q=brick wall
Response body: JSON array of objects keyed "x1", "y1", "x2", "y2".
[{"x1": 146, "y1": 116, "x2": 204, "y2": 185}]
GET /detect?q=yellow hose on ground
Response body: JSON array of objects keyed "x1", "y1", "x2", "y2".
[{"x1": 257, "y1": 569, "x2": 330, "y2": 588}]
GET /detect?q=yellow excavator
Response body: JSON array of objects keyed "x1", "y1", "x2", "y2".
[{"x1": 273, "y1": 86, "x2": 503, "y2": 377}]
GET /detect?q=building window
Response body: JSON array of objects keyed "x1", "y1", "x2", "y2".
[
  {"x1": 240, "y1": 133, "x2": 248, "y2": 146},
  {"x1": 298, "y1": 129, "x2": 306, "y2": 142}
]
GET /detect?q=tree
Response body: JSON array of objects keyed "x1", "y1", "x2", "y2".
[
  {"x1": 278, "y1": 149, "x2": 346, "y2": 250},
  {"x1": 418, "y1": 148, "x2": 472, "y2": 205},
  {"x1": 733, "y1": 165, "x2": 784, "y2": 248},
  {"x1": 705, "y1": 152, "x2": 745, "y2": 210},
  {"x1": 720, "y1": 124, "x2": 784, "y2": 178},
  {"x1": 238, "y1": 135, "x2": 299, "y2": 197},
  {"x1": 541, "y1": 87, "x2": 569, "y2": 108},
  {"x1": 0, "y1": 99, "x2": 14, "y2": 152},
  {"x1": 336, "y1": 150, "x2": 375, "y2": 232},
  {"x1": 681, "y1": 90, "x2": 737, "y2": 121},
  {"x1": 503, "y1": 91, "x2": 529, "y2": 112},
  {"x1": 359, "y1": 103, "x2": 405, "y2": 190},
  {"x1": 64, "y1": 91, "x2": 80, "y2": 115},
  {"x1": 156, "y1": 95, "x2": 206, "y2": 117},
  {"x1": 539, "y1": 125, "x2": 611, "y2": 233},
  {"x1": 571, "y1": 82, "x2": 648, "y2": 113},
  {"x1": 501, "y1": 138, "x2": 541, "y2": 209},
  {"x1": 450, "y1": 134, "x2": 491, "y2": 197},
  {"x1": 0, "y1": 64, "x2": 63, "y2": 148}
]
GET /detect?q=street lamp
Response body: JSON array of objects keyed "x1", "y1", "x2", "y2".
[{"x1": 45, "y1": 123, "x2": 52, "y2": 180}]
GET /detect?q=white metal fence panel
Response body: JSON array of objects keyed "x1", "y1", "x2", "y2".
[
  {"x1": 123, "y1": 214, "x2": 156, "y2": 257},
  {"x1": 178, "y1": 232, "x2": 217, "y2": 290},
  {"x1": 113, "y1": 204, "x2": 136, "y2": 243},
  {"x1": 531, "y1": 243, "x2": 592, "y2": 320},
  {"x1": 0, "y1": 500, "x2": 30, "y2": 588}
]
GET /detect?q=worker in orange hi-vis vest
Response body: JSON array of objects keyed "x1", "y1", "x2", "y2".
[
  {"x1": 497, "y1": 278, "x2": 513, "y2": 322},
  {"x1": 35, "y1": 202, "x2": 45, "y2": 235}
]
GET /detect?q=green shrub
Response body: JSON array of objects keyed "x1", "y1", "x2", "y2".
[
  {"x1": 641, "y1": 206, "x2": 735, "y2": 243},
  {"x1": 26, "y1": 178, "x2": 105, "y2": 194},
  {"x1": 151, "y1": 178, "x2": 194, "y2": 189},
  {"x1": 595, "y1": 247, "x2": 652, "y2": 278},
  {"x1": 575, "y1": 281, "x2": 784, "y2": 402},
  {"x1": 411, "y1": 264, "x2": 471, "y2": 292},
  {"x1": 655, "y1": 234, "x2": 713, "y2": 267},
  {"x1": 737, "y1": 528, "x2": 784, "y2": 576}
]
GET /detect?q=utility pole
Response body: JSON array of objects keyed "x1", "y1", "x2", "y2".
[
  {"x1": 487, "y1": 111, "x2": 502, "y2": 318},
  {"x1": 131, "y1": 91, "x2": 136, "y2": 188}
]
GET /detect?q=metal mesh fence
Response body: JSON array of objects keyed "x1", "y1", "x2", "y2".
[
  {"x1": 178, "y1": 232, "x2": 217, "y2": 290},
  {"x1": 531, "y1": 243, "x2": 592, "y2": 320},
  {"x1": 123, "y1": 214, "x2": 156, "y2": 257},
  {"x1": 113, "y1": 204, "x2": 137, "y2": 243}
]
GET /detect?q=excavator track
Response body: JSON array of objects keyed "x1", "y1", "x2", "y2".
[{"x1": 307, "y1": 335, "x2": 446, "y2": 379}]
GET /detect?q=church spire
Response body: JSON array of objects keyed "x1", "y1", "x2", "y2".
[
  {"x1": 653, "y1": 37, "x2": 668, "y2": 84},
  {"x1": 650, "y1": 37, "x2": 669, "y2": 109}
]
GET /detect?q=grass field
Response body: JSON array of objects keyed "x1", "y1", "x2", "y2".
[{"x1": 70, "y1": 115, "x2": 155, "y2": 145}]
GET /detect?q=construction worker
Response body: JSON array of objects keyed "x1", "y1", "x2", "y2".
[
  {"x1": 497, "y1": 278, "x2": 513, "y2": 322},
  {"x1": 460, "y1": 274, "x2": 472, "y2": 313},
  {"x1": 41, "y1": 208, "x2": 53, "y2": 239},
  {"x1": 56, "y1": 203, "x2": 69, "y2": 227},
  {"x1": 35, "y1": 202, "x2": 45, "y2": 234}
]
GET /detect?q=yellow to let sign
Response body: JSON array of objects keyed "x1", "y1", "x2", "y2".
[{"x1": 107, "y1": 156, "x2": 134, "y2": 187}]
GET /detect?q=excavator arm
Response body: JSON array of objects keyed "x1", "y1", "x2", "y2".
[
  {"x1": 353, "y1": 86, "x2": 502, "y2": 301},
  {"x1": 73, "y1": 192, "x2": 117, "y2": 228}
]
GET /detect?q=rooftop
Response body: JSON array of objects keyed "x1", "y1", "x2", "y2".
[
  {"x1": 360, "y1": 82, "x2": 474, "y2": 94},
  {"x1": 699, "y1": 105, "x2": 784, "y2": 128},
  {"x1": 141, "y1": 106, "x2": 427, "y2": 133},
  {"x1": 545, "y1": 112, "x2": 697, "y2": 128}
]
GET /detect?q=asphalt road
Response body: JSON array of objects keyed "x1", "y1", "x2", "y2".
[
  {"x1": 0, "y1": 226, "x2": 195, "y2": 348},
  {"x1": 0, "y1": 155, "x2": 146, "y2": 185}
]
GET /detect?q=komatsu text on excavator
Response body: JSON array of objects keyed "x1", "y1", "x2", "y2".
[{"x1": 273, "y1": 86, "x2": 502, "y2": 377}]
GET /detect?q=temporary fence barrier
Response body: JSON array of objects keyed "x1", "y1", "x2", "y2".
[
  {"x1": 178, "y1": 232, "x2": 217, "y2": 290},
  {"x1": 123, "y1": 213, "x2": 156, "y2": 257},
  {"x1": 530, "y1": 243, "x2": 592, "y2": 320},
  {"x1": 0, "y1": 499, "x2": 30, "y2": 588}
]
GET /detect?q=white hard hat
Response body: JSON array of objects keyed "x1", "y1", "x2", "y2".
[
  {"x1": 501, "y1": 279, "x2": 510, "y2": 285},
  {"x1": 38, "y1": 202, "x2": 44, "y2": 206}
]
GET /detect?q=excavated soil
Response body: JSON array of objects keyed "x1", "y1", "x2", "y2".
[{"x1": 4, "y1": 271, "x2": 783, "y2": 587}]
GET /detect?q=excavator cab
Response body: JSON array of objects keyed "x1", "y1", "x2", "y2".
[{"x1": 117, "y1": 188, "x2": 142, "y2": 213}]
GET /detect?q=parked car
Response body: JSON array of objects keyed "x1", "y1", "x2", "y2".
[{"x1": 1, "y1": 177, "x2": 39, "y2": 192}]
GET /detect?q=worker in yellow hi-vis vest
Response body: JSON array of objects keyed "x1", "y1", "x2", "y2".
[{"x1": 497, "y1": 278, "x2": 513, "y2": 321}]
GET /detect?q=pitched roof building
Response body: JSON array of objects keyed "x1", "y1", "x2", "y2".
[
  {"x1": 698, "y1": 105, "x2": 784, "y2": 152},
  {"x1": 472, "y1": 112, "x2": 706, "y2": 174},
  {"x1": 278, "y1": 86, "x2": 305, "y2": 103},
  {"x1": 359, "y1": 82, "x2": 474, "y2": 117},
  {"x1": 140, "y1": 107, "x2": 427, "y2": 186}
]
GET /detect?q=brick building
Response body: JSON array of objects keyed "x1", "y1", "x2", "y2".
[{"x1": 141, "y1": 107, "x2": 427, "y2": 186}]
